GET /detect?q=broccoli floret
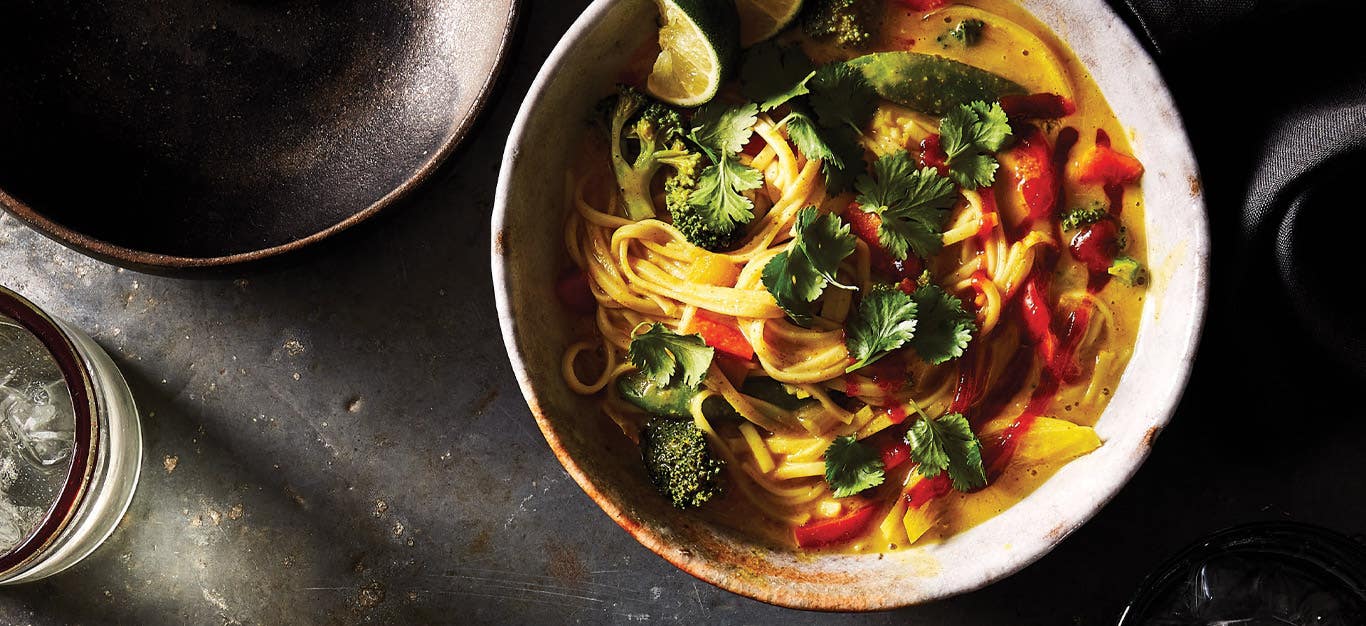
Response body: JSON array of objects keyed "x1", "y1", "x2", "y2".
[
  {"x1": 672, "y1": 205, "x2": 742, "y2": 251},
  {"x1": 1108, "y1": 256, "x2": 1147, "y2": 286},
  {"x1": 659, "y1": 144, "x2": 743, "y2": 251},
  {"x1": 606, "y1": 86, "x2": 702, "y2": 221},
  {"x1": 1059, "y1": 205, "x2": 1108, "y2": 231},
  {"x1": 938, "y1": 18, "x2": 985, "y2": 47},
  {"x1": 640, "y1": 417, "x2": 725, "y2": 509},
  {"x1": 802, "y1": 0, "x2": 882, "y2": 49},
  {"x1": 668, "y1": 179, "x2": 743, "y2": 251}
]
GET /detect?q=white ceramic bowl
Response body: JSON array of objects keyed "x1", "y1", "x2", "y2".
[{"x1": 493, "y1": 0, "x2": 1207, "y2": 609}]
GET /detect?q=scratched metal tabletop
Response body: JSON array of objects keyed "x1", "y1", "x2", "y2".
[{"x1": 1, "y1": 2, "x2": 1363, "y2": 624}]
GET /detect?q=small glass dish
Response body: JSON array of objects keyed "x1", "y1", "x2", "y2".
[
  {"x1": 0, "y1": 285, "x2": 141, "y2": 583},
  {"x1": 1119, "y1": 522, "x2": 1366, "y2": 625}
]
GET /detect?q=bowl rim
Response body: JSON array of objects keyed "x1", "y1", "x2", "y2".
[
  {"x1": 492, "y1": 0, "x2": 1209, "y2": 610},
  {"x1": 0, "y1": 0, "x2": 522, "y2": 273}
]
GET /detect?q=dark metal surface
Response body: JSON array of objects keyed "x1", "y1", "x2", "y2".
[
  {"x1": 0, "y1": 0, "x2": 517, "y2": 270},
  {"x1": 0, "y1": 2, "x2": 1362, "y2": 624}
]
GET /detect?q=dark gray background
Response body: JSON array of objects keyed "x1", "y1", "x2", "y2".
[{"x1": 1, "y1": 2, "x2": 1361, "y2": 624}]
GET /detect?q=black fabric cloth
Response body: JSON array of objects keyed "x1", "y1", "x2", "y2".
[{"x1": 1112, "y1": 0, "x2": 1366, "y2": 380}]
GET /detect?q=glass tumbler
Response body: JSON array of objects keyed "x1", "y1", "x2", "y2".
[{"x1": 0, "y1": 285, "x2": 141, "y2": 583}]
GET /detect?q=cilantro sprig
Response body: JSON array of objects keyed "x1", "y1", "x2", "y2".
[
  {"x1": 761, "y1": 207, "x2": 858, "y2": 325},
  {"x1": 783, "y1": 111, "x2": 837, "y2": 165},
  {"x1": 741, "y1": 46, "x2": 873, "y2": 195},
  {"x1": 782, "y1": 108, "x2": 867, "y2": 194},
  {"x1": 845, "y1": 282, "x2": 975, "y2": 372},
  {"x1": 687, "y1": 102, "x2": 765, "y2": 232},
  {"x1": 844, "y1": 285, "x2": 917, "y2": 372},
  {"x1": 906, "y1": 284, "x2": 976, "y2": 365},
  {"x1": 627, "y1": 323, "x2": 714, "y2": 388},
  {"x1": 798, "y1": 62, "x2": 879, "y2": 193},
  {"x1": 823, "y1": 435, "x2": 885, "y2": 498},
  {"x1": 938, "y1": 101, "x2": 1012, "y2": 189},
  {"x1": 906, "y1": 406, "x2": 987, "y2": 491},
  {"x1": 690, "y1": 101, "x2": 759, "y2": 155},
  {"x1": 855, "y1": 151, "x2": 958, "y2": 261}
]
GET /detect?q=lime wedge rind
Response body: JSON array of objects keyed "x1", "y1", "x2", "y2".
[
  {"x1": 736, "y1": 0, "x2": 805, "y2": 47},
  {"x1": 647, "y1": 0, "x2": 740, "y2": 107}
]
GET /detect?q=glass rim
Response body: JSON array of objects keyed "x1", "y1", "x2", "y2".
[
  {"x1": 0, "y1": 285, "x2": 98, "y2": 576},
  {"x1": 1118, "y1": 521, "x2": 1366, "y2": 624}
]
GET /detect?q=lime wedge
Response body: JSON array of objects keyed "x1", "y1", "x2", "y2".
[
  {"x1": 647, "y1": 0, "x2": 740, "y2": 107},
  {"x1": 736, "y1": 0, "x2": 804, "y2": 47}
]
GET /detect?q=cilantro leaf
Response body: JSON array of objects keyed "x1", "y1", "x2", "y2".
[
  {"x1": 855, "y1": 148, "x2": 917, "y2": 209},
  {"x1": 855, "y1": 151, "x2": 958, "y2": 261},
  {"x1": 938, "y1": 101, "x2": 1012, "y2": 189},
  {"x1": 689, "y1": 158, "x2": 763, "y2": 229},
  {"x1": 907, "y1": 284, "x2": 975, "y2": 365},
  {"x1": 808, "y1": 62, "x2": 877, "y2": 133},
  {"x1": 761, "y1": 207, "x2": 858, "y2": 325},
  {"x1": 741, "y1": 43, "x2": 817, "y2": 112},
  {"x1": 941, "y1": 101, "x2": 1011, "y2": 155},
  {"x1": 906, "y1": 412, "x2": 986, "y2": 491},
  {"x1": 820, "y1": 125, "x2": 868, "y2": 194},
  {"x1": 687, "y1": 102, "x2": 765, "y2": 231},
  {"x1": 785, "y1": 111, "x2": 838, "y2": 166},
  {"x1": 627, "y1": 323, "x2": 714, "y2": 388},
  {"x1": 796, "y1": 204, "x2": 858, "y2": 289},
  {"x1": 784, "y1": 110, "x2": 867, "y2": 195},
  {"x1": 823, "y1": 435, "x2": 885, "y2": 498},
  {"x1": 690, "y1": 101, "x2": 760, "y2": 157},
  {"x1": 845, "y1": 285, "x2": 918, "y2": 372},
  {"x1": 951, "y1": 153, "x2": 1000, "y2": 190},
  {"x1": 761, "y1": 251, "x2": 818, "y2": 325}
]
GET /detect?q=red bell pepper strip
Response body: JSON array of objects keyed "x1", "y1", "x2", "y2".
[
  {"x1": 948, "y1": 348, "x2": 983, "y2": 415},
  {"x1": 1002, "y1": 125, "x2": 1058, "y2": 226},
  {"x1": 842, "y1": 204, "x2": 922, "y2": 281},
  {"x1": 974, "y1": 187, "x2": 1000, "y2": 244},
  {"x1": 900, "y1": 0, "x2": 947, "y2": 10},
  {"x1": 1069, "y1": 218, "x2": 1122, "y2": 275},
  {"x1": 904, "y1": 473, "x2": 953, "y2": 509},
  {"x1": 1019, "y1": 269, "x2": 1060, "y2": 371},
  {"x1": 1000, "y1": 94, "x2": 1076, "y2": 122},
  {"x1": 919, "y1": 134, "x2": 949, "y2": 176},
  {"x1": 794, "y1": 504, "x2": 878, "y2": 548},
  {"x1": 690, "y1": 310, "x2": 754, "y2": 360},
  {"x1": 880, "y1": 440, "x2": 911, "y2": 471},
  {"x1": 555, "y1": 269, "x2": 596, "y2": 315},
  {"x1": 1096, "y1": 128, "x2": 1113, "y2": 149},
  {"x1": 1075, "y1": 140, "x2": 1144, "y2": 187}
]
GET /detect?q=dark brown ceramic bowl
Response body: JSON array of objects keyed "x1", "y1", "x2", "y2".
[{"x1": 0, "y1": 0, "x2": 519, "y2": 272}]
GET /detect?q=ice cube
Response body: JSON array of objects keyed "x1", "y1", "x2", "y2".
[
  {"x1": 1, "y1": 324, "x2": 76, "y2": 471},
  {"x1": 0, "y1": 456, "x2": 45, "y2": 553}
]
